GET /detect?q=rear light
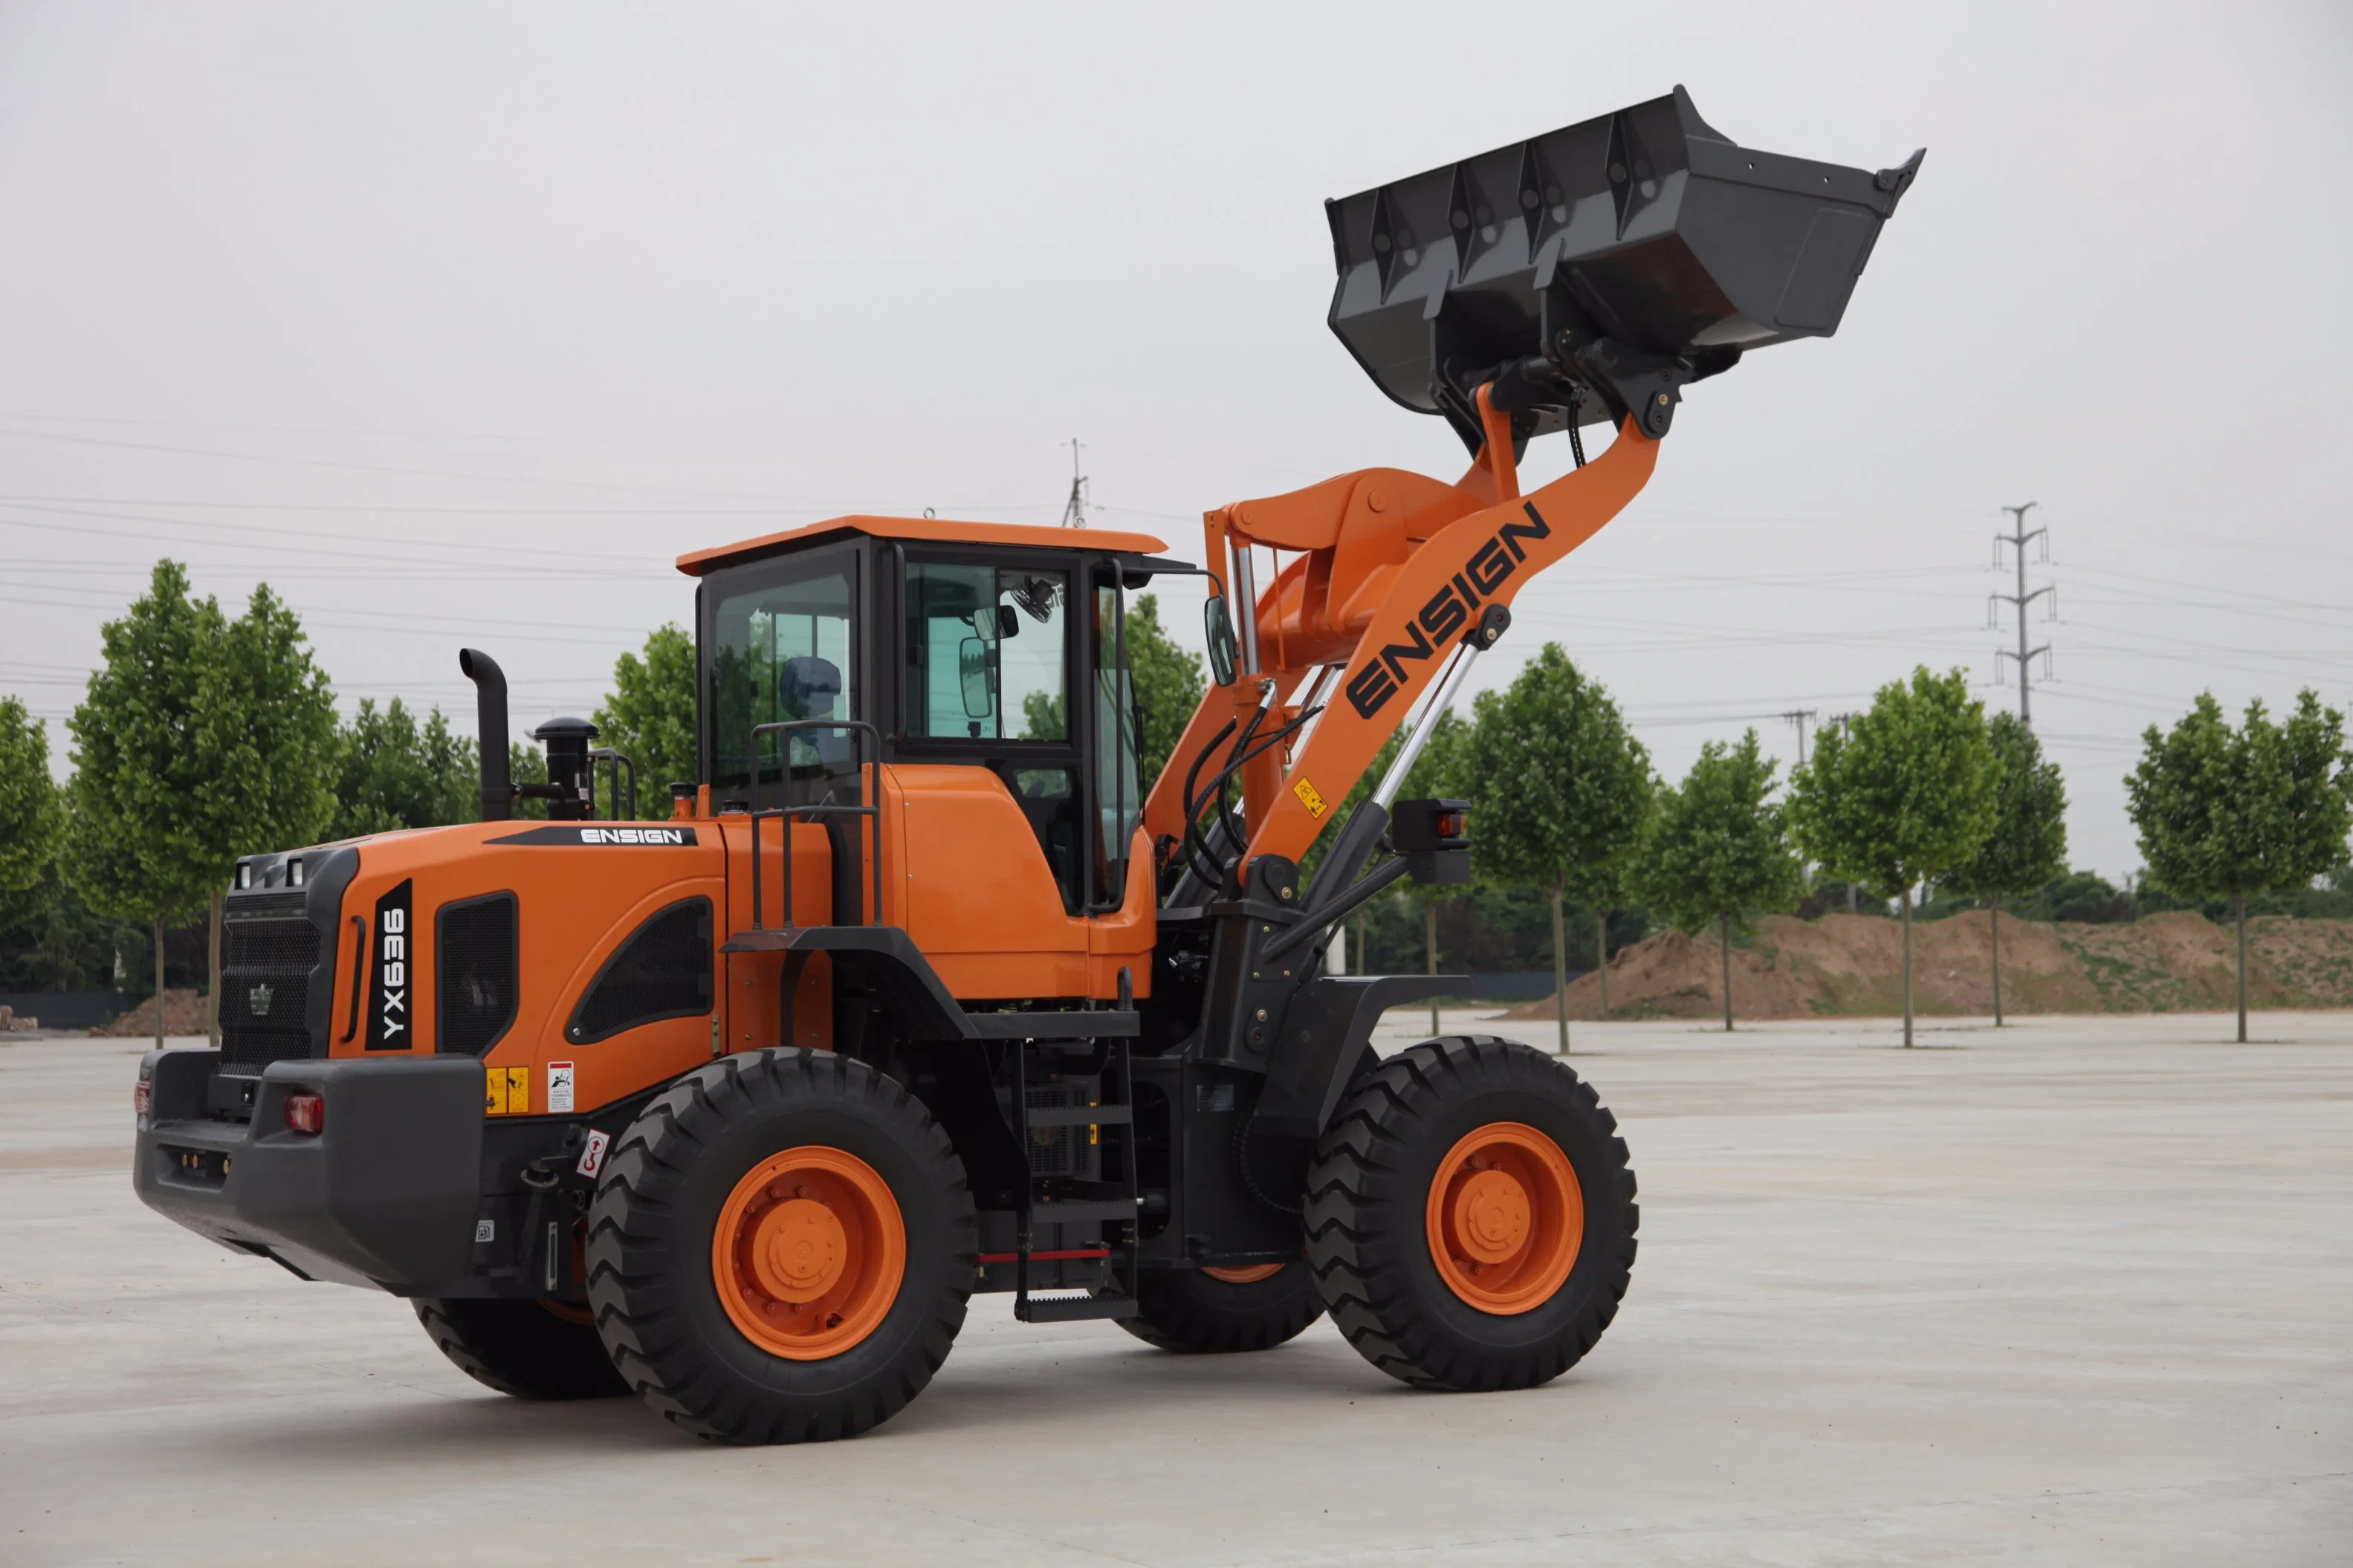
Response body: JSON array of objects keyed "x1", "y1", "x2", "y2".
[
  {"x1": 285, "y1": 1092, "x2": 325, "y2": 1135},
  {"x1": 133, "y1": 1078, "x2": 152, "y2": 1116}
]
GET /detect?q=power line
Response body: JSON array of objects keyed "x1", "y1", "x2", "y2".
[
  {"x1": 1990, "y1": 502, "x2": 2055, "y2": 727},
  {"x1": 1779, "y1": 708, "x2": 1820, "y2": 765}
]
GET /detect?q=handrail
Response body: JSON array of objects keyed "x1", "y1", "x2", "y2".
[{"x1": 745, "y1": 719, "x2": 887, "y2": 933}]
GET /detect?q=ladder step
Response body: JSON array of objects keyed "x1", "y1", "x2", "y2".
[
  {"x1": 1028, "y1": 1198, "x2": 1136, "y2": 1225},
  {"x1": 719, "y1": 927, "x2": 795, "y2": 953},
  {"x1": 1016, "y1": 1292, "x2": 1137, "y2": 1324},
  {"x1": 1023, "y1": 1104, "x2": 1133, "y2": 1127}
]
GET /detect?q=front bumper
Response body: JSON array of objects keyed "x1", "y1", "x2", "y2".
[{"x1": 134, "y1": 1049, "x2": 486, "y2": 1290}]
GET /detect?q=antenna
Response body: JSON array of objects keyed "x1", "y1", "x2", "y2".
[{"x1": 1061, "y1": 438, "x2": 1088, "y2": 528}]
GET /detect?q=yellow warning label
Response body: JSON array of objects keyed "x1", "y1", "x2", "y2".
[
  {"x1": 485, "y1": 1065, "x2": 531, "y2": 1116},
  {"x1": 1292, "y1": 777, "x2": 1329, "y2": 819}
]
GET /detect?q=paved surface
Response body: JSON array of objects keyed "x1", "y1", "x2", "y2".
[{"x1": 3, "y1": 1013, "x2": 2346, "y2": 1566}]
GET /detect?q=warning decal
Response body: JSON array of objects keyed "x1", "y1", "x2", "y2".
[
  {"x1": 1291, "y1": 777, "x2": 1329, "y2": 819},
  {"x1": 548, "y1": 1061, "x2": 576, "y2": 1115}
]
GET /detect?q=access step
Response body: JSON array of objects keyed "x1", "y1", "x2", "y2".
[
  {"x1": 1014, "y1": 1291, "x2": 1137, "y2": 1324},
  {"x1": 1022, "y1": 1104, "x2": 1133, "y2": 1128},
  {"x1": 1028, "y1": 1198, "x2": 1136, "y2": 1226}
]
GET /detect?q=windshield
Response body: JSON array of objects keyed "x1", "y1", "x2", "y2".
[{"x1": 705, "y1": 548, "x2": 858, "y2": 803}]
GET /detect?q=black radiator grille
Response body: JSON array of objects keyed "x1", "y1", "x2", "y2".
[
  {"x1": 437, "y1": 893, "x2": 518, "y2": 1057},
  {"x1": 568, "y1": 898, "x2": 712, "y2": 1044},
  {"x1": 219, "y1": 916, "x2": 323, "y2": 1072}
]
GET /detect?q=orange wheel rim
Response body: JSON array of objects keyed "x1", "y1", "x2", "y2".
[
  {"x1": 1200, "y1": 1263, "x2": 1285, "y2": 1285},
  {"x1": 1425, "y1": 1121, "x2": 1582, "y2": 1315},
  {"x1": 712, "y1": 1145, "x2": 905, "y2": 1361}
]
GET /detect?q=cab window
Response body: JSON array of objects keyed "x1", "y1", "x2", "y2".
[
  {"x1": 904, "y1": 563, "x2": 1069, "y2": 742},
  {"x1": 705, "y1": 548, "x2": 858, "y2": 804}
]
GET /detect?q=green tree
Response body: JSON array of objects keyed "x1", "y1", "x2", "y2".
[
  {"x1": 1458, "y1": 644, "x2": 1652, "y2": 1053},
  {"x1": 594, "y1": 623, "x2": 698, "y2": 814},
  {"x1": 1788, "y1": 667, "x2": 2001, "y2": 1047},
  {"x1": 1127, "y1": 593, "x2": 1205, "y2": 792},
  {"x1": 1638, "y1": 730, "x2": 1802, "y2": 1032},
  {"x1": 0, "y1": 696, "x2": 63, "y2": 910},
  {"x1": 202, "y1": 583, "x2": 339, "y2": 1038},
  {"x1": 2124, "y1": 690, "x2": 2353, "y2": 1042},
  {"x1": 329, "y1": 698, "x2": 477, "y2": 838},
  {"x1": 63, "y1": 563, "x2": 235, "y2": 1046},
  {"x1": 1941, "y1": 712, "x2": 2068, "y2": 1025}
]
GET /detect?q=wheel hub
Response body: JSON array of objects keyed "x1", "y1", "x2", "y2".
[
  {"x1": 712, "y1": 1146, "x2": 907, "y2": 1361},
  {"x1": 754, "y1": 1195, "x2": 848, "y2": 1302},
  {"x1": 1451, "y1": 1168, "x2": 1531, "y2": 1264},
  {"x1": 1424, "y1": 1121, "x2": 1584, "y2": 1315}
]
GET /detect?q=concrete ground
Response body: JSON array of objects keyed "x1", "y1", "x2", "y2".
[{"x1": 1, "y1": 1013, "x2": 2346, "y2": 1567}]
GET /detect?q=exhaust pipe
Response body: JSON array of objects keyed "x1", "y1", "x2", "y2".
[{"x1": 458, "y1": 648, "x2": 514, "y2": 822}]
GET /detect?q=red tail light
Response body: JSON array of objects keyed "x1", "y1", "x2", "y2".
[
  {"x1": 133, "y1": 1078, "x2": 152, "y2": 1116},
  {"x1": 285, "y1": 1093, "x2": 325, "y2": 1135}
]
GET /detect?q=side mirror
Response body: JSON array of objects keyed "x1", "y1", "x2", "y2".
[
  {"x1": 1203, "y1": 596, "x2": 1237, "y2": 687},
  {"x1": 957, "y1": 635, "x2": 995, "y2": 719}
]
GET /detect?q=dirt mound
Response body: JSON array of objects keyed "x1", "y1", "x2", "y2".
[
  {"x1": 1505, "y1": 911, "x2": 2353, "y2": 1021},
  {"x1": 95, "y1": 988, "x2": 213, "y2": 1038}
]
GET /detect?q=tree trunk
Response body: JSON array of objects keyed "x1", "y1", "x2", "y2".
[
  {"x1": 2235, "y1": 890, "x2": 2247, "y2": 1044},
  {"x1": 1990, "y1": 895, "x2": 2004, "y2": 1028},
  {"x1": 1719, "y1": 911, "x2": 1733, "y2": 1033},
  {"x1": 1549, "y1": 887, "x2": 1570, "y2": 1056},
  {"x1": 152, "y1": 920, "x2": 166, "y2": 1050},
  {"x1": 1901, "y1": 885, "x2": 1915, "y2": 1049},
  {"x1": 1595, "y1": 909, "x2": 1611, "y2": 1018},
  {"x1": 1425, "y1": 900, "x2": 1440, "y2": 1038},
  {"x1": 208, "y1": 890, "x2": 224, "y2": 1049}
]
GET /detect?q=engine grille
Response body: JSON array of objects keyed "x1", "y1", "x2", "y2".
[
  {"x1": 437, "y1": 893, "x2": 518, "y2": 1057},
  {"x1": 219, "y1": 916, "x2": 323, "y2": 1072}
]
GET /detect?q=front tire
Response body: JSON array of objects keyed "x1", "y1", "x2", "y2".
[
  {"x1": 1118, "y1": 1262, "x2": 1323, "y2": 1353},
  {"x1": 585, "y1": 1049, "x2": 977, "y2": 1443},
  {"x1": 1304, "y1": 1036, "x2": 1637, "y2": 1392}
]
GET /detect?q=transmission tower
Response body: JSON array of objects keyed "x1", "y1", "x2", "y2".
[
  {"x1": 1780, "y1": 708, "x2": 1820, "y2": 766},
  {"x1": 1060, "y1": 438, "x2": 1088, "y2": 528},
  {"x1": 1990, "y1": 502, "x2": 2055, "y2": 726}
]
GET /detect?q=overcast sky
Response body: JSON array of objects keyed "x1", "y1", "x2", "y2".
[{"x1": 1, "y1": 1, "x2": 2346, "y2": 879}]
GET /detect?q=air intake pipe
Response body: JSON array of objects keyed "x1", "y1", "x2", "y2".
[{"x1": 458, "y1": 648, "x2": 513, "y2": 822}]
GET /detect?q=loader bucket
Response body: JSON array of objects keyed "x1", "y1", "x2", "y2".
[{"x1": 1324, "y1": 85, "x2": 1922, "y2": 447}]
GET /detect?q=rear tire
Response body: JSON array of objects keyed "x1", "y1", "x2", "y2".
[
  {"x1": 1118, "y1": 1262, "x2": 1322, "y2": 1353},
  {"x1": 413, "y1": 1297, "x2": 628, "y2": 1400},
  {"x1": 585, "y1": 1049, "x2": 977, "y2": 1444},
  {"x1": 1304, "y1": 1036, "x2": 1637, "y2": 1392}
]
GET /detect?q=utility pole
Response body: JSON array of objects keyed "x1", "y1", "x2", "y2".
[
  {"x1": 1060, "y1": 438, "x2": 1088, "y2": 528},
  {"x1": 1824, "y1": 711, "x2": 1857, "y2": 914},
  {"x1": 1779, "y1": 708, "x2": 1819, "y2": 767},
  {"x1": 1990, "y1": 502, "x2": 2054, "y2": 727}
]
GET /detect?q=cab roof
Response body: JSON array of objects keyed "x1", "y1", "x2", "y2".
[{"x1": 676, "y1": 514, "x2": 1173, "y2": 578}]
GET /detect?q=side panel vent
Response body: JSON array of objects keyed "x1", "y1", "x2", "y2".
[
  {"x1": 567, "y1": 898, "x2": 713, "y2": 1046},
  {"x1": 437, "y1": 892, "x2": 518, "y2": 1057}
]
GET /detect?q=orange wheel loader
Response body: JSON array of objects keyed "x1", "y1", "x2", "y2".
[{"x1": 133, "y1": 88, "x2": 1920, "y2": 1442}]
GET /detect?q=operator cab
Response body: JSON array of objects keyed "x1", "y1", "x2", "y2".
[{"x1": 681, "y1": 516, "x2": 1188, "y2": 919}]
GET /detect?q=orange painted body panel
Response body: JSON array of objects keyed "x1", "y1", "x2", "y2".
[
  {"x1": 323, "y1": 822, "x2": 725, "y2": 1116},
  {"x1": 884, "y1": 765, "x2": 1154, "y2": 1001}
]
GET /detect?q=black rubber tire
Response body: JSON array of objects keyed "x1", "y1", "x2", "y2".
[
  {"x1": 584, "y1": 1049, "x2": 977, "y2": 1444},
  {"x1": 1117, "y1": 1262, "x2": 1323, "y2": 1353},
  {"x1": 1304, "y1": 1035, "x2": 1637, "y2": 1392},
  {"x1": 412, "y1": 1297, "x2": 629, "y2": 1400}
]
